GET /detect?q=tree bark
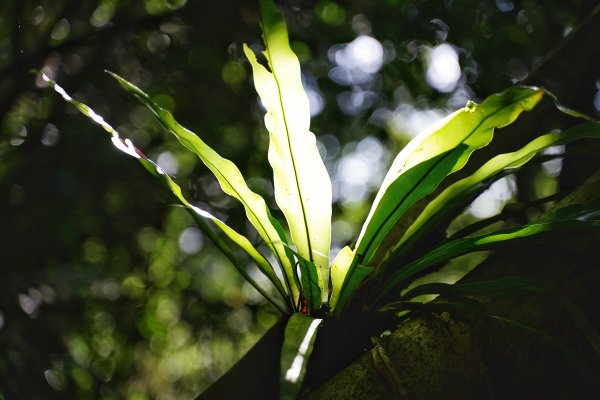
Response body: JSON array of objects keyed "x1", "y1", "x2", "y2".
[{"x1": 305, "y1": 173, "x2": 600, "y2": 400}]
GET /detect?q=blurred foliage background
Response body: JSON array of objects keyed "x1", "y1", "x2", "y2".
[{"x1": 1, "y1": 0, "x2": 599, "y2": 398}]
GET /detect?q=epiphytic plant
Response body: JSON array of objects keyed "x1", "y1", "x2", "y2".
[{"x1": 44, "y1": 0, "x2": 600, "y2": 397}]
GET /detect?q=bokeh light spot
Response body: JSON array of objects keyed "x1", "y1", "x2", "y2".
[{"x1": 426, "y1": 43, "x2": 461, "y2": 93}]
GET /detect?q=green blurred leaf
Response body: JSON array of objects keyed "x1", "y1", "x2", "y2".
[
  {"x1": 355, "y1": 87, "x2": 544, "y2": 268},
  {"x1": 393, "y1": 122, "x2": 600, "y2": 263},
  {"x1": 244, "y1": 0, "x2": 333, "y2": 303},
  {"x1": 280, "y1": 313, "x2": 323, "y2": 400},
  {"x1": 107, "y1": 71, "x2": 298, "y2": 308}
]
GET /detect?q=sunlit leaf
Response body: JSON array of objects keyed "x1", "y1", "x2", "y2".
[
  {"x1": 107, "y1": 71, "x2": 299, "y2": 307},
  {"x1": 379, "y1": 218, "x2": 600, "y2": 299},
  {"x1": 329, "y1": 246, "x2": 373, "y2": 314},
  {"x1": 329, "y1": 246, "x2": 355, "y2": 312},
  {"x1": 42, "y1": 73, "x2": 290, "y2": 314},
  {"x1": 280, "y1": 313, "x2": 323, "y2": 400},
  {"x1": 355, "y1": 87, "x2": 544, "y2": 268},
  {"x1": 245, "y1": 0, "x2": 332, "y2": 303},
  {"x1": 392, "y1": 122, "x2": 600, "y2": 263}
]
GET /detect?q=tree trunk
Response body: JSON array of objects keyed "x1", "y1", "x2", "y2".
[{"x1": 305, "y1": 174, "x2": 600, "y2": 400}]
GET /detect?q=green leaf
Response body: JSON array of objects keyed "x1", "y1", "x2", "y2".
[
  {"x1": 382, "y1": 300, "x2": 600, "y2": 388},
  {"x1": 355, "y1": 87, "x2": 544, "y2": 267},
  {"x1": 379, "y1": 218, "x2": 600, "y2": 299},
  {"x1": 392, "y1": 122, "x2": 600, "y2": 263},
  {"x1": 329, "y1": 246, "x2": 374, "y2": 314},
  {"x1": 401, "y1": 276, "x2": 541, "y2": 301},
  {"x1": 396, "y1": 251, "x2": 491, "y2": 306},
  {"x1": 394, "y1": 276, "x2": 600, "y2": 362},
  {"x1": 280, "y1": 313, "x2": 323, "y2": 400},
  {"x1": 107, "y1": 71, "x2": 299, "y2": 307},
  {"x1": 42, "y1": 73, "x2": 290, "y2": 314},
  {"x1": 298, "y1": 257, "x2": 323, "y2": 313},
  {"x1": 245, "y1": 0, "x2": 332, "y2": 302},
  {"x1": 329, "y1": 246, "x2": 355, "y2": 312}
]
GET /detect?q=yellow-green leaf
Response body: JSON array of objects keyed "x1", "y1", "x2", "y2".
[
  {"x1": 107, "y1": 71, "x2": 299, "y2": 306},
  {"x1": 42, "y1": 73, "x2": 290, "y2": 314},
  {"x1": 280, "y1": 313, "x2": 323, "y2": 400},
  {"x1": 329, "y1": 246, "x2": 355, "y2": 312},
  {"x1": 355, "y1": 86, "x2": 543, "y2": 267},
  {"x1": 330, "y1": 246, "x2": 374, "y2": 314},
  {"x1": 244, "y1": 0, "x2": 332, "y2": 302},
  {"x1": 393, "y1": 122, "x2": 600, "y2": 262}
]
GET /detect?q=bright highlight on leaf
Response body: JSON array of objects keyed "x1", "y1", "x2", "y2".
[
  {"x1": 107, "y1": 71, "x2": 299, "y2": 308},
  {"x1": 392, "y1": 122, "x2": 600, "y2": 263},
  {"x1": 41, "y1": 73, "x2": 290, "y2": 314},
  {"x1": 43, "y1": 1, "x2": 600, "y2": 395},
  {"x1": 355, "y1": 86, "x2": 543, "y2": 268},
  {"x1": 245, "y1": 0, "x2": 332, "y2": 303},
  {"x1": 280, "y1": 313, "x2": 323, "y2": 400}
]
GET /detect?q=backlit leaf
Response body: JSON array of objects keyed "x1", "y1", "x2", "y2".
[
  {"x1": 107, "y1": 71, "x2": 299, "y2": 306},
  {"x1": 42, "y1": 73, "x2": 290, "y2": 314},
  {"x1": 329, "y1": 246, "x2": 374, "y2": 314},
  {"x1": 329, "y1": 246, "x2": 355, "y2": 312},
  {"x1": 245, "y1": 0, "x2": 332, "y2": 302},
  {"x1": 391, "y1": 122, "x2": 600, "y2": 264},
  {"x1": 355, "y1": 87, "x2": 544, "y2": 268}
]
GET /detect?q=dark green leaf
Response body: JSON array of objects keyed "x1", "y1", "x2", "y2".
[{"x1": 379, "y1": 219, "x2": 600, "y2": 298}]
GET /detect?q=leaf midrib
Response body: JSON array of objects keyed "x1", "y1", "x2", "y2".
[
  {"x1": 359, "y1": 90, "x2": 538, "y2": 265},
  {"x1": 261, "y1": 15, "x2": 315, "y2": 265}
]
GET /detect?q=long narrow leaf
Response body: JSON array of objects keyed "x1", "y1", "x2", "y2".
[
  {"x1": 382, "y1": 300, "x2": 600, "y2": 388},
  {"x1": 280, "y1": 313, "x2": 323, "y2": 400},
  {"x1": 273, "y1": 242, "x2": 322, "y2": 313},
  {"x1": 391, "y1": 122, "x2": 600, "y2": 264},
  {"x1": 355, "y1": 87, "x2": 544, "y2": 267},
  {"x1": 245, "y1": 0, "x2": 332, "y2": 302},
  {"x1": 107, "y1": 71, "x2": 299, "y2": 307},
  {"x1": 398, "y1": 277, "x2": 600, "y2": 358},
  {"x1": 379, "y1": 219, "x2": 600, "y2": 299},
  {"x1": 401, "y1": 276, "x2": 541, "y2": 301},
  {"x1": 42, "y1": 73, "x2": 289, "y2": 314}
]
